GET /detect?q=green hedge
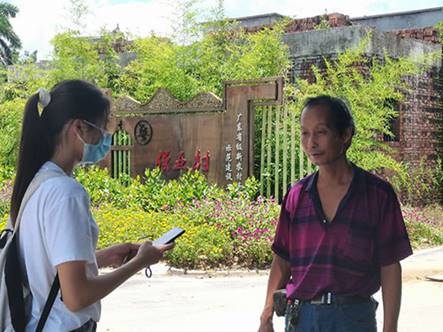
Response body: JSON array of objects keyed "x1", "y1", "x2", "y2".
[{"x1": 74, "y1": 166, "x2": 259, "y2": 211}]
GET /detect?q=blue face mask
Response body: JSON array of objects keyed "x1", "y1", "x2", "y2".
[{"x1": 79, "y1": 120, "x2": 112, "y2": 165}]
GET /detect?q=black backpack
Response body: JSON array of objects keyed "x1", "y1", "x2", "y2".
[{"x1": 0, "y1": 172, "x2": 62, "y2": 332}]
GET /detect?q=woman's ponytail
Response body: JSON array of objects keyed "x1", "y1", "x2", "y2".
[{"x1": 10, "y1": 93, "x2": 51, "y2": 224}]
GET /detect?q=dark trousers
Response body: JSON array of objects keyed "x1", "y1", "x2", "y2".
[{"x1": 286, "y1": 300, "x2": 378, "y2": 332}]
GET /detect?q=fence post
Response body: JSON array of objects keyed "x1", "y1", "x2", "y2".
[
  {"x1": 260, "y1": 107, "x2": 267, "y2": 196},
  {"x1": 282, "y1": 105, "x2": 288, "y2": 197},
  {"x1": 266, "y1": 106, "x2": 273, "y2": 198},
  {"x1": 274, "y1": 106, "x2": 280, "y2": 202},
  {"x1": 307, "y1": 158, "x2": 312, "y2": 175},
  {"x1": 291, "y1": 110, "x2": 296, "y2": 185},
  {"x1": 299, "y1": 139, "x2": 304, "y2": 180}
]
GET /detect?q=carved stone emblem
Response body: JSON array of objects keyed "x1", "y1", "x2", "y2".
[{"x1": 134, "y1": 120, "x2": 153, "y2": 145}]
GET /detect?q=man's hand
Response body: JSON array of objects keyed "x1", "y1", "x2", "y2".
[
  {"x1": 258, "y1": 320, "x2": 274, "y2": 332},
  {"x1": 259, "y1": 254, "x2": 290, "y2": 332},
  {"x1": 258, "y1": 311, "x2": 274, "y2": 332}
]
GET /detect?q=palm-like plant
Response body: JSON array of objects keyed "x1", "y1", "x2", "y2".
[{"x1": 0, "y1": 2, "x2": 21, "y2": 65}]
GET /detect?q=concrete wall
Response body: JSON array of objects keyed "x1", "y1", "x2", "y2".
[
  {"x1": 283, "y1": 25, "x2": 441, "y2": 63},
  {"x1": 233, "y1": 13, "x2": 285, "y2": 29},
  {"x1": 352, "y1": 6, "x2": 443, "y2": 31}
]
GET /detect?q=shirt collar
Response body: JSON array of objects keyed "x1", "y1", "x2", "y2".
[
  {"x1": 304, "y1": 163, "x2": 366, "y2": 193},
  {"x1": 41, "y1": 161, "x2": 68, "y2": 176},
  {"x1": 304, "y1": 170, "x2": 318, "y2": 192}
]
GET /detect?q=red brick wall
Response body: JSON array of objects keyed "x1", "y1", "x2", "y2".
[
  {"x1": 244, "y1": 13, "x2": 352, "y2": 33},
  {"x1": 285, "y1": 13, "x2": 352, "y2": 33},
  {"x1": 292, "y1": 53, "x2": 442, "y2": 168},
  {"x1": 392, "y1": 27, "x2": 441, "y2": 44},
  {"x1": 399, "y1": 68, "x2": 442, "y2": 165}
]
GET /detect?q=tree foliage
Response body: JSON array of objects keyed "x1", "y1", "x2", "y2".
[
  {"x1": 291, "y1": 35, "x2": 424, "y2": 189},
  {"x1": 119, "y1": 15, "x2": 290, "y2": 102},
  {"x1": 0, "y1": 1, "x2": 21, "y2": 66},
  {"x1": 0, "y1": 2, "x2": 438, "y2": 203}
]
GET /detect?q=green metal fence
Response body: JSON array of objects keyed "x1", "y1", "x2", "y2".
[
  {"x1": 256, "y1": 104, "x2": 312, "y2": 201},
  {"x1": 111, "y1": 129, "x2": 132, "y2": 180}
]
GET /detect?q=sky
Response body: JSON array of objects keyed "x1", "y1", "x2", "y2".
[{"x1": 5, "y1": 0, "x2": 443, "y2": 60}]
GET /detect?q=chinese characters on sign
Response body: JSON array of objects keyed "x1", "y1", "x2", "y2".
[
  {"x1": 155, "y1": 151, "x2": 170, "y2": 172},
  {"x1": 225, "y1": 113, "x2": 244, "y2": 183},
  {"x1": 235, "y1": 113, "x2": 243, "y2": 181},
  {"x1": 156, "y1": 150, "x2": 210, "y2": 173},
  {"x1": 225, "y1": 144, "x2": 233, "y2": 181},
  {"x1": 174, "y1": 151, "x2": 187, "y2": 170}
]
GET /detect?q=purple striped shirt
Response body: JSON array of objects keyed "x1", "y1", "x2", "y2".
[{"x1": 272, "y1": 164, "x2": 413, "y2": 300}]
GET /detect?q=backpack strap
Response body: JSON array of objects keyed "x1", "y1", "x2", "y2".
[
  {"x1": 14, "y1": 170, "x2": 65, "y2": 331},
  {"x1": 36, "y1": 275, "x2": 60, "y2": 332},
  {"x1": 13, "y1": 171, "x2": 62, "y2": 233}
]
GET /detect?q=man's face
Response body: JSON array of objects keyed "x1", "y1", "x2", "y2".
[{"x1": 300, "y1": 105, "x2": 350, "y2": 167}]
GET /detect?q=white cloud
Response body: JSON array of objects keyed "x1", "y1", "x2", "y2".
[
  {"x1": 8, "y1": 0, "x2": 175, "y2": 59},
  {"x1": 89, "y1": 0, "x2": 173, "y2": 38},
  {"x1": 6, "y1": 0, "x2": 443, "y2": 60}
]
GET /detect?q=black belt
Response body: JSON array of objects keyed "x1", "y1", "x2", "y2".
[{"x1": 302, "y1": 292, "x2": 371, "y2": 305}]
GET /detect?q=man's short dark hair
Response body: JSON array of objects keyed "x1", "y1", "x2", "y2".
[{"x1": 303, "y1": 95, "x2": 356, "y2": 137}]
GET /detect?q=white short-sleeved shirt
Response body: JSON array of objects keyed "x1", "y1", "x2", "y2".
[{"x1": 18, "y1": 161, "x2": 100, "y2": 331}]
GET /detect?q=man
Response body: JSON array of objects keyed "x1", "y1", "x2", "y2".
[{"x1": 258, "y1": 96, "x2": 412, "y2": 332}]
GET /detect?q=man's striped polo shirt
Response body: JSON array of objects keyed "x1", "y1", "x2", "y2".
[{"x1": 272, "y1": 164, "x2": 413, "y2": 300}]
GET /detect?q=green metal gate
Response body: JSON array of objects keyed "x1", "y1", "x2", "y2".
[
  {"x1": 256, "y1": 104, "x2": 313, "y2": 201},
  {"x1": 111, "y1": 129, "x2": 132, "y2": 181}
]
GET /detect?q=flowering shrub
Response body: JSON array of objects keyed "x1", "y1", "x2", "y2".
[
  {"x1": 403, "y1": 205, "x2": 443, "y2": 248},
  {"x1": 93, "y1": 204, "x2": 234, "y2": 269},
  {"x1": 1, "y1": 163, "x2": 442, "y2": 269},
  {"x1": 93, "y1": 192, "x2": 280, "y2": 269},
  {"x1": 171, "y1": 195, "x2": 280, "y2": 268},
  {"x1": 76, "y1": 167, "x2": 277, "y2": 268},
  {"x1": 399, "y1": 158, "x2": 443, "y2": 206},
  {"x1": 0, "y1": 165, "x2": 14, "y2": 220}
]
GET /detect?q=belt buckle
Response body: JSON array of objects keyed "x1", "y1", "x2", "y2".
[
  {"x1": 311, "y1": 292, "x2": 332, "y2": 305},
  {"x1": 310, "y1": 296, "x2": 323, "y2": 305}
]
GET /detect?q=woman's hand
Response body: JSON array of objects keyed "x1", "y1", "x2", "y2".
[
  {"x1": 132, "y1": 240, "x2": 175, "y2": 269},
  {"x1": 96, "y1": 243, "x2": 140, "y2": 268}
]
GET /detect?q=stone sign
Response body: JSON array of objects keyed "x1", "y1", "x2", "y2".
[{"x1": 100, "y1": 77, "x2": 283, "y2": 186}]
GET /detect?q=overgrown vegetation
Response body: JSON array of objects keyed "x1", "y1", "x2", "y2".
[
  {"x1": 0, "y1": 1, "x2": 441, "y2": 269},
  {"x1": 1, "y1": 166, "x2": 441, "y2": 269},
  {"x1": 291, "y1": 36, "x2": 424, "y2": 191}
]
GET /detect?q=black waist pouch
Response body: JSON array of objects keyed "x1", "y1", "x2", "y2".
[{"x1": 273, "y1": 289, "x2": 287, "y2": 317}]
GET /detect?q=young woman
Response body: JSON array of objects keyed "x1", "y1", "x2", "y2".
[
  {"x1": 259, "y1": 96, "x2": 412, "y2": 332},
  {"x1": 11, "y1": 80, "x2": 173, "y2": 331}
]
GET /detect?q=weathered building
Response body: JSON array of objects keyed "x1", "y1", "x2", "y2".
[{"x1": 235, "y1": 7, "x2": 443, "y2": 170}]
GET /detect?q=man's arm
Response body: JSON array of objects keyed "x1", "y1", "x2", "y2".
[
  {"x1": 380, "y1": 262, "x2": 402, "y2": 332},
  {"x1": 258, "y1": 253, "x2": 291, "y2": 332}
]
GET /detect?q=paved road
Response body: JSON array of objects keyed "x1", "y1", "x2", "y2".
[{"x1": 98, "y1": 246, "x2": 443, "y2": 331}]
